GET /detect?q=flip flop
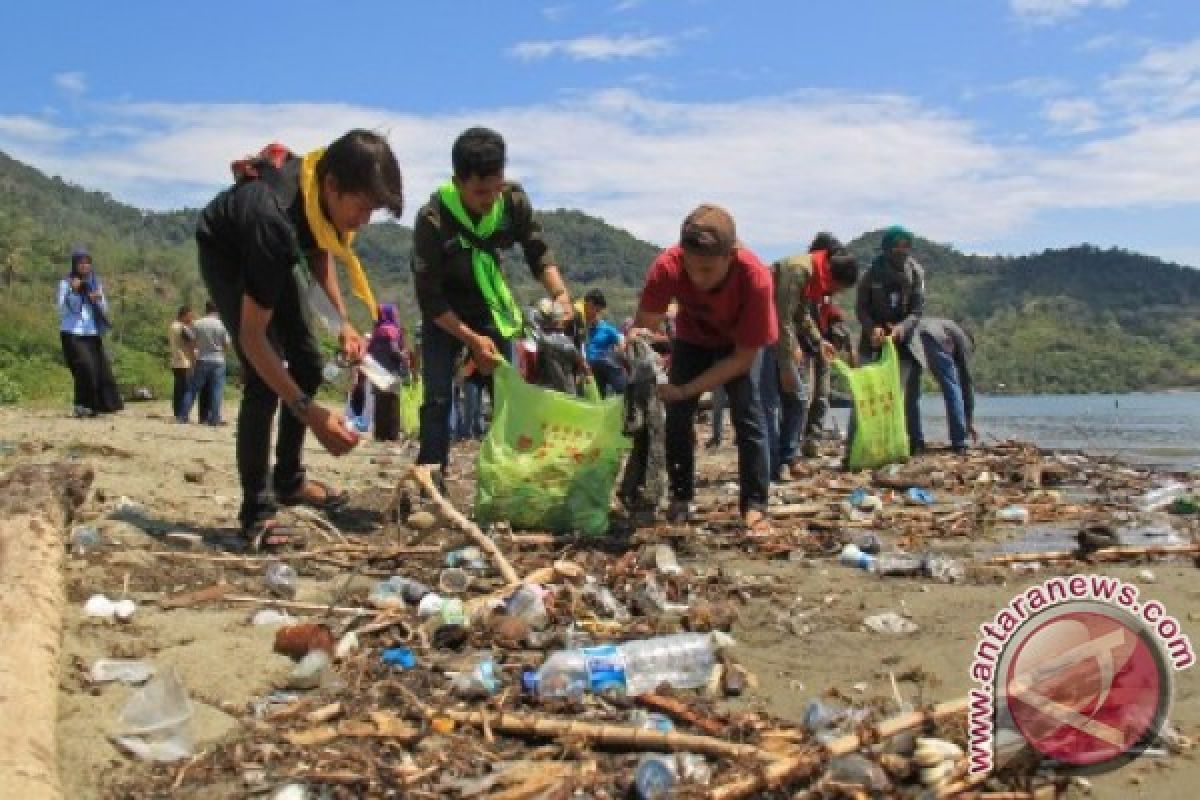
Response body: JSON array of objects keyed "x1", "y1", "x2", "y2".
[
  {"x1": 242, "y1": 518, "x2": 304, "y2": 552},
  {"x1": 277, "y1": 479, "x2": 350, "y2": 511}
]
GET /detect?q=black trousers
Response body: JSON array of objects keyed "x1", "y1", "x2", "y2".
[
  {"x1": 172, "y1": 367, "x2": 191, "y2": 420},
  {"x1": 199, "y1": 249, "x2": 323, "y2": 529},
  {"x1": 60, "y1": 332, "x2": 123, "y2": 413}
]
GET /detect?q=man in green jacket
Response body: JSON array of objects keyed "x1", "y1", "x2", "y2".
[{"x1": 411, "y1": 127, "x2": 574, "y2": 479}]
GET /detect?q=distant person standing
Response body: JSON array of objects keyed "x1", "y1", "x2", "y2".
[
  {"x1": 633, "y1": 204, "x2": 777, "y2": 535},
  {"x1": 57, "y1": 248, "x2": 122, "y2": 417},
  {"x1": 914, "y1": 318, "x2": 977, "y2": 453},
  {"x1": 581, "y1": 289, "x2": 626, "y2": 396},
  {"x1": 366, "y1": 303, "x2": 408, "y2": 441},
  {"x1": 411, "y1": 126, "x2": 574, "y2": 483},
  {"x1": 195, "y1": 130, "x2": 404, "y2": 547},
  {"x1": 856, "y1": 225, "x2": 926, "y2": 453},
  {"x1": 186, "y1": 301, "x2": 231, "y2": 426},
  {"x1": 169, "y1": 305, "x2": 196, "y2": 422}
]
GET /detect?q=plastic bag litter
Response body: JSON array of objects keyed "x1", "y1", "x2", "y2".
[
  {"x1": 400, "y1": 378, "x2": 423, "y2": 436},
  {"x1": 90, "y1": 659, "x2": 155, "y2": 685},
  {"x1": 863, "y1": 611, "x2": 919, "y2": 635},
  {"x1": 474, "y1": 362, "x2": 629, "y2": 536},
  {"x1": 834, "y1": 340, "x2": 910, "y2": 470},
  {"x1": 112, "y1": 669, "x2": 194, "y2": 762}
]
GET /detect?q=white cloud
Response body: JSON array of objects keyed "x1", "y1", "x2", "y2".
[
  {"x1": 1004, "y1": 76, "x2": 1073, "y2": 98},
  {"x1": 541, "y1": 4, "x2": 570, "y2": 22},
  {"x1": 0, "y1": 115, "x2": 72, "y2": 143},
  {"x1": 509, "y1": 33, "x2": 675, "y2": 61},
  {"x1": 1103, "y1": 38, "x2": 1200, "y2": 119},
  {"x1": 5, "y1": 83, "x2": 1200, "y2": 262},
  {"x1": 1010, "y1": 0, "x2": 1128, "y2": 25},
  {"x1": 1043, "y1": 98, "x2": 1104, "y2": 133},
  {"x1": 613, "y1": 0, "x2": 643, "y2": 11},
  {"x1": 53, "y1": 71, "x2": 87, "y2": 94}
]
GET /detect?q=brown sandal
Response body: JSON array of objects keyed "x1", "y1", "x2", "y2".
[
  {"x1": 277, "y1": 479, "x2": 349, "y2": 511},
  {"x1": 243, "y1": 518, "x2": 304, "y2": 552}
]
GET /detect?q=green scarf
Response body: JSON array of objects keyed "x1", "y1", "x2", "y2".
[{"x1": 438, "y1": 182, "x2": 522, "y2": 338}]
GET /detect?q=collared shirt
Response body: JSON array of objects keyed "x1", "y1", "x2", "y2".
[
  {"x1": 58, "y1": 279, "x2": 107, "y2": 336},
  {"x1": 192, "y1": 315, "x2": 230, "y2": 363}
]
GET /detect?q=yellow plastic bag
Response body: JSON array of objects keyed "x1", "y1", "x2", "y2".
[
  {"x1": 833, "y1": 339, "x2": 910, "y2": 470},
  {"x1": 475, "y1": 362, "x2": 629, "y2": 536},
  {"x1": 399, "y1": 378, "x2": 422, "y2": 436}
]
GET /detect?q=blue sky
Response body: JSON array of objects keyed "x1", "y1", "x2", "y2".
[{"x1": 2, "y1": 0, "x2": 1199, "y2": 266}]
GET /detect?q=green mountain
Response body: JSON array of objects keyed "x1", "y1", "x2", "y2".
[{"x1": 0, "y1": 148, "x2": 1197, "y2": 405}]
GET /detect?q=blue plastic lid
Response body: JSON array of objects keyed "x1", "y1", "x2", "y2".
[
  {"x1": 381, "y1": 647, "x2": 416, "y2": 669},
  {"x1": 521, "y1": 670, "x2": 538, "y2": 694}
]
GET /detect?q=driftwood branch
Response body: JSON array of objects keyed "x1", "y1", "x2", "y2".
[
  {"x1": 708, "y1": 697, "x2": 969, "y2": 800},
  {"x1": 408, "y1": 465, "x2": 520, "y2": 585}
]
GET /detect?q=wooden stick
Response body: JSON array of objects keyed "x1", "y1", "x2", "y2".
[
  {"x1": 149, "y1": 545, "x2": 442, "y2": 562},
  {"x1": 708, "y1": 697, "x2": 969, "y2": 800},
  {"x1": 636, "y1": 693, "x2": 727, "y2": 737},
  {"x1": 408, "y1": 465, "x2": 520, "y2": 585},
  {"x1": 933, "y1": 769, "x2": 990, "y2": 799},
  {"x1": 157, "y1": 583, "x2": 234, "y2": 609},
  {"x1": 434, "y1": 707, "x2": 773, "y2": 762},
  {"x1": 986, "y1": 542, "x2": 1200, "y2": 565}
]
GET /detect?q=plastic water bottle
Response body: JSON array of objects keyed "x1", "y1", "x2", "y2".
[
  {"x1": 621, "y1": 633, "x2": 718, "y2": 696},
  {"x1": 525, "y1": 633, "x2": 718, "y2": 699},
  {"x1": 264, "y1": 561, "x2": 298, "y2": 599}
]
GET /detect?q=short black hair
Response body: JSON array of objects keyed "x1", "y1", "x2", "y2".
[
  {"x1": 808, "y1": 231, "x2": 843, "y2": 253},
  {"x1": 177, "y1": 305, "x2": 192, "y2": 319},
  {"x1": 205, "y1": 300, "x2": 218, "y2": 314},
  {"x1": 829, "y1": 250, "x2": 860, "y2": 288},
  {"x1": 452, "y1": 127, "x2": 506, "y2": 180},
  {"x1": 316, "y1": 129, "x2": 404, "y2": 217},
  {"x1": 584, "y1": 288, "x2": 607, "y2": 308}
]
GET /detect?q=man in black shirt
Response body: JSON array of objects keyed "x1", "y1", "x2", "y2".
[
  {"x1": 411, "y1": 127, "x2": 573, "y2": 475},
  {"x1": 195, "y1": 130, "x2": 403, "y2": 546}
]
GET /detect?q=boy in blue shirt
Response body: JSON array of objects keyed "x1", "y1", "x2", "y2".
[{"x1": 582, "y1": 289, "x2": 626, "y2": 396}]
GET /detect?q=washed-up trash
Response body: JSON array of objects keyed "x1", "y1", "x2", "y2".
[
  {"x1": 629, "y1": 709, "x2": 675, "y2": 733},
  {"x1": 863, "y1": 612, "x2": 919, "y2": 635},
  {"x1": 829, "y1": 754, "x2": 891, "y2": 792},
  {"x1": 90, "y1": 659, "x2": 155, "y2": 685},
  {"x1": 438, "y1": 567, "x2": 472, "y2": 594},
  {"x1": 906, "y1": 487, "x2": 934, "y2": 505},
  {"x1": 1171, "y1": 495, "x2": 1198, "y2": 514},
  {"x1": 250, "y1": 609, "x2": 292, "y2": 626},
  {"x1": 839, "y1": 543, "x2": 876, "y2": 571},
  {"x1": 273, "y1": 623, "x2": 335, "y2": 659},
  {"x1": 451, "y1": 657, "x2": 501, "y2": 699},
  {"x1": 113, "y1": 669, "x2": 194, "y2": 762},
  {"x1": 264, "y1": 561, "x2": 298, "y2": 599},
  {"x1": 505, "y1": 585, "x2": 549, "y2": 630},
  {"x1": 272, "y1": 784, "x2": 310, "y2": 800},
  {"x1": 996, "y1": 505, "x2": 1030, "y2": 524},
  {"x1": 635, "y1": 753, "x2": 679, "y2": 799},
  {"x1": 1135, "y1": 481, "x2": 1190, "y2": 513},
  {"x1": 381, "y1": 647, "x2": 417, "y2": 669},
  {"x1": 525, "y1": 632, "x2": 721, "y2": 699},
  {"x1": 287, "y1": 651, "x2": 330, "y2": 690},
  {"x1": 445, "y1": 546, "x2": 486, "y2": 569},
  {"x1": 114, "y1": 496, "x2": 145, "y2": 515},
  {"x1": 872, "y1": 552, "x2": 925, "y2": 577},
  {"x1": 856, "y1": 532, "x2": 884, "y2": 555},
  {"x1": 334, "y1": 632, "x2": 358, "y2": 660},
  {"x1": 70, "y1": 525, "x2": 103, "y2": 556},
  {"x1": 650, "y1": 543, "x2": 682, "y2": 576},
  {"x1": 417, "y1": 593, "x2": 445, "y2": 618},
  {"x1": 84, "y1": 594, "x2": 137, "y2": 622}
]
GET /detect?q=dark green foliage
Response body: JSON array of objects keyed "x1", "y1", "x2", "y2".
[{"x1": 0, "y1": 147, "x2": 1196, "y2": 404}]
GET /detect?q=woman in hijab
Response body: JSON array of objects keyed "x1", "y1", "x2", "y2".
[
  {"x1": 57, "y1": 248, "x2": 123, "y2": 417},
  {"x1": 366, "y1": 303, "x2": 409, "y2": 440}
]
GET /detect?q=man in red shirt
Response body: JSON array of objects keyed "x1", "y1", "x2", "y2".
[{"x1": 632, "y1": 204, "x2": 778, "y2": 533}]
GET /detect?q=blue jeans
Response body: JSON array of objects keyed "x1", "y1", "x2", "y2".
[
  {"x1": 185, "y1": 360, "x2": 226, "y2": 425},
  {"x1": 417, "y1": 321, "x2": 511, "y2": 468},
  {"x1": 461, "y1": 378, "x2": 487, "y2": 438},
  {"x1": 666, "y1": 341, "x2": 769, "y2": 515},
  {"x1": 758, "y1": 347, "x2": 804, "y2": 480},
  {"x1": 590, "y1": 359, "x2": 627, "y2": 396},
  {"x1": 921, "y1": 332, "x2": 968, "y2": 448}
]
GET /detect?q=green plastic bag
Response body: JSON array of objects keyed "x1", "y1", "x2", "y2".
[
  {"x1": 475, "y1": 362, "x2": 629, "y2": 536},
  {"x1": 833, "y1": 339, "x2": 910, "y2": 470},
  {"x1": 399, "y1": 378, "x2": 422, "y2": 436}
]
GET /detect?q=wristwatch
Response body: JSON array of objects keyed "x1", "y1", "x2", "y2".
[{"x1": 287, "y1": 393, "x2": 314, "y2": 422}]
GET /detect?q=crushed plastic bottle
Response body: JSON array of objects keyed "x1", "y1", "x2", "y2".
[
  {"x1": 629, "y1": 710, "x2": 675, "y2": 733},
  {"x1": 872, "y1": 552, "x2": 925, "y2": 577},
  {"x1": 505, "y1": 585, "x2": 550, "y2": 630},
  {"x1": 923, "y1": 554, "x2": 965, "y2": 583},
  {"x1": 70, "y1": 525, "x2": 103, "y2": 556},
  {"x1": 839, "y1": 543, "x2": 876, "y2": 571},
  {"x1": 264, "y1": 561, "x2": 298, "y2": 599}
]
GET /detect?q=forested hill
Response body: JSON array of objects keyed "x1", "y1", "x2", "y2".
[{"x1": 0, "y1": 147, "x2": 1197, "y2": 404}]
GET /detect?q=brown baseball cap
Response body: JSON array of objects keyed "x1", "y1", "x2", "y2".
[{"x1": 680, "y1": 203, "x2": 736, "y2": 256}]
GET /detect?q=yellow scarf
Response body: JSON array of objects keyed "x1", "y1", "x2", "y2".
[{"x1": 299, "y1": 148, "x2": 379, "y2": 321}]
